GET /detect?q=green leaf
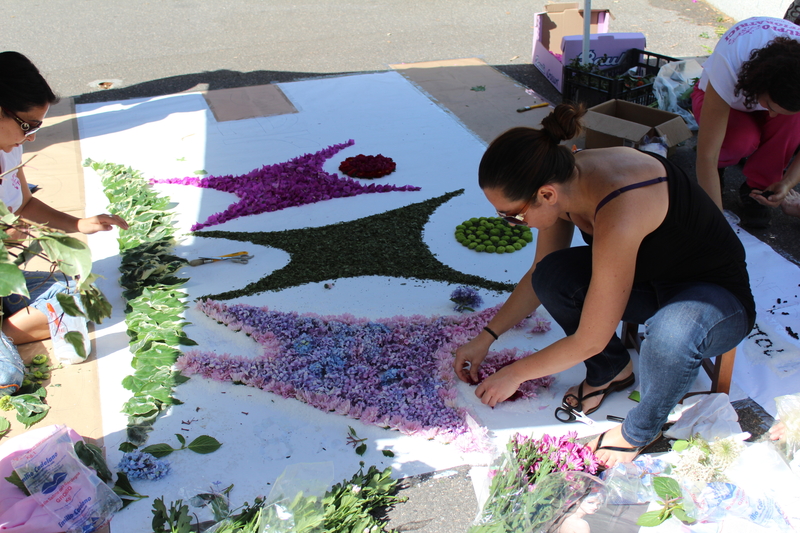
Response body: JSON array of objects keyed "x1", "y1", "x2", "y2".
[
  {"x1": 381, "y1": 449, "x2": 395, "y2": 457},
  {"x1": 113, "y1": 472, "x2": 148, "y2": 509},
  {"x1": 39, "y1": 233, "x2": 92, "y2": 280},
  {"x1": 119, "y1": 441, "x2": 138, "y2": 453},
  {"x1": 672, "y1": 440, "x2": 689, "y2": 452},
  {"x1": 193, "y1": 170, "x2": 208, "y2": 175},
  {"x1": 629, "y1": 390, "x2": 641, "y2": 402},
  {"x1": 355, "y1": 443, "x2": 367, "y2": 456},
  {"x1": 64, "y1": 331, "x2": 88, "y2": 360},
  {"x1": 56, "y1": 292, "x2": 87, "y2": 318},
  {"x1": 187, "y1": 435, "x2": 222, "y2": 454},
  {"x1": 672, "y1": 507, "x2": 694, "y2": 524},
  {"x1": 4, "y1": 470, "x2": 30, "y2": 496},
  {"x1": 74, "y1": 441, "x2": 114, "y2": 484},
  {"x1": 0, "y1": 263, "x2": 29, "y2": 298},
  {"x1": 141, "y1": 443, "x2": 175, "y2": 458},
  {"x1": 0, "y1": 416, "x2": 9, "y2": 434},
  {"x1": 636, "y1": 509, "x2": 666, "y2": 527},
  {"x1": 175, "y1": 433, "x2": 186, "y2": 446},
  {"x1": 653, "y1": 476, "x2": 682, "y2": 500},
  {"x1": 16, "y1": 406, "x2": 50, "y2": 429}
]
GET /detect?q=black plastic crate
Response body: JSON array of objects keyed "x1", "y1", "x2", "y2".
[{"x1": 562, "y1": 49, "x2": 678, "y2": 108}]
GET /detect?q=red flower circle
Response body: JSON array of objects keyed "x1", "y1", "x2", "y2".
[{"x1": 339, "y1": 154, "x2": 396, "y2": 179}]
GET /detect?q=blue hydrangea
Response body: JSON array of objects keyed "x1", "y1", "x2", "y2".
[
  {"x1": 450, "y1": 286, "x2": 483, "y2": 313},
  {"x1": 117, "y1": 450, "x2": 171, "y2": 481}
]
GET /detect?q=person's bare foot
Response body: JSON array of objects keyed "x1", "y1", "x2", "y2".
[
  {"x1": 563, "y1": 361, "x2": 634, "y2": 414},
  {"x1": 780, "y1": 189, "x2": 800, "y2": 218},
  {"x1": 588, "y1": 424, "x2": 645, "y2": 468}
]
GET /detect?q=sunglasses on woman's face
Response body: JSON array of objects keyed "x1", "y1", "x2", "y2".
[
  {"x1": 496, "y1": 195, "x2": 534, "y2": 226},
  {"x1": 3, "y1": 108, "x2": 43, "y2": 136}
]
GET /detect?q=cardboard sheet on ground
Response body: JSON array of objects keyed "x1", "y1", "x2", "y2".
[{"x1": 74, "y1": 71, "x2": 799, "y2": 532}]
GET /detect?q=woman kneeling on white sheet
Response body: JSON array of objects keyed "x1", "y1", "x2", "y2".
[{"x1": 453, "y1": 103, "x2": 755, "y2": 466}]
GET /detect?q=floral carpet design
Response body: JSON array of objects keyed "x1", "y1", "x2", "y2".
[
  {"x1": 198, "y1": 190, "x2": 515, "y2": 300},
  {"x1": 151, "y1": 140, "x2": 420, "y2": 231},
  {"x1": 176, "y1": 300, "x2": 554, "y2": 451}
]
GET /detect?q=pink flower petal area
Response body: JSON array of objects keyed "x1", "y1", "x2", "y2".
[
  {"x1": 176, "y1": 300, "x2": 554, "y2": 452},
  {"x1": 150, "y1": 140, "x2": 421, "y2": 231}
]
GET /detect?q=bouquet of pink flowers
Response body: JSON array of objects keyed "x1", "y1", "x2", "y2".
[{"x1": 471, "y1": 432, "x2": 602, "y2": 532}]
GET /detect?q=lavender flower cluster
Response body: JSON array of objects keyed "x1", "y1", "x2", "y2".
[
  {"x1": 117, "y1": 450, "x2": 171, "y2": 481},
  {"x1": 150, "y1": 140, "x2": 420, "y2": 231},
  {"x1": 449, "y1": 286, "x2": 483, "y2": 313},
  {"x1": 178, "y1": 300, "x2": 553, "y2": 451}
]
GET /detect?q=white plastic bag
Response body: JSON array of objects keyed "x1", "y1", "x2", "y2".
[
  {"x1": 10, "y1": 425, "x2": 122, "y2": 532},
  {"x1": 653, "y1": 59, "x2": 704, "y2": 131}
]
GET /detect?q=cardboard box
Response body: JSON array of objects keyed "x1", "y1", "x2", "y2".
[
  {"x1": 532, "y1": 3, "x2": 611, "y2": 91},
  {"x1": 583, "y1": 100, "x2": 693, "y2": 157}
]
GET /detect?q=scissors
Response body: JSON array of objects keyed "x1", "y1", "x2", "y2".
[
  {"x1": 554, "y1": 405, "x2": 596, "y2": 425},
  {"x1": 188, "y1": 251, "x2": 253, "y2": 266}
]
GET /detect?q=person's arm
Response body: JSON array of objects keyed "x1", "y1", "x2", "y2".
[
  {"x1": 14, "y1": 167, "x2": 128, "y2": 234},
  {"x1": 474, "y1": 198, "x2": 652, "y2": 407},
  {"x1": 453, "y1": 217, "x2": 574, "y2": 383},
  {"x1": 696, "y1": 82, "x2": 731, "y2": 210}
]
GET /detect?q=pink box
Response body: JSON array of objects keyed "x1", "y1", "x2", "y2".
[{"x1": 532, "y1": 3, "x2": 611, "y2": 91}]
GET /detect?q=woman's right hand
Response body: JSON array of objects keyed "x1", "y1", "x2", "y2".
[{"x1": 454, "y1": 335, "x2": 493, "y2": 384}]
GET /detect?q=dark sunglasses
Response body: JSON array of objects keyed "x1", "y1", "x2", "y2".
[
  {"x1": 3, "y1": 108, "x2": 43, "y2": 136},
  {"x1": 496, "y1": 195, "x2": 534, "y2": 226}
]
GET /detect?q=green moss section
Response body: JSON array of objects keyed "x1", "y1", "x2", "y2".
[{"x1": 198, "y1": 190, "x2": 515, "y2": 300}]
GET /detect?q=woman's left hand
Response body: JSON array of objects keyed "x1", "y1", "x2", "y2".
[
  {"x1": 76, "y1": 213, "x2": 129, "y2": 234},
  {"x1": 475, "y1": 365, "x2": 521, "y2": 407}
]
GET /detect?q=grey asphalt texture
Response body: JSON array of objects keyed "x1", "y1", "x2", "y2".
[{"x1": 2, "y1": 1, "x2": 793, "y2": 531}]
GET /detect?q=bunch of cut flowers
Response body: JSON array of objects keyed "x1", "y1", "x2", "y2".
[{"x1": 470, "y1": 432, "x2": 602, "y2": 532}]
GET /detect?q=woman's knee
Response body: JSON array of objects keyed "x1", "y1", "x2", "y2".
[{"x1": 643, "y1": 287, "x2": 749, "y2": 359}]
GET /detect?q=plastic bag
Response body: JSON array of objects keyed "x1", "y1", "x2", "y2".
[
  {"x1": 639, "y1": 135, "x2": 668, "y2": 158},
  {"x1": 257, "y1": 462, "x2": 333, "y2": 532},
  {"x1": 774, "y1": 392, "x2": 800, "y2": 465},
  {"x1": 653, "y1": 59, "x2": 704, "y2": 131},
  {"x1": 600, "y1": 455, "x2": 670, "y2": 505},
  {"x1": 690, "y1": 482, "x2": 793, "y2": 530},
  {"x1": 470, "y1": 470, "x2": 604, "y2": 533},
  {"x1": 9, "y1": 425, "x2": 122, "y2": 533}
]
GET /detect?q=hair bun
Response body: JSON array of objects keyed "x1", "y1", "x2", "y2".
[{"x1": 540, "y1": 103, "x2": 586, "y2": 143}]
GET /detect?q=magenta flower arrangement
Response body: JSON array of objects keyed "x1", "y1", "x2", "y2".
[
  {"x1": 176, "y1": 299, "x2": 554, "y2": 451},
  {"x1": 150, "y1": 141, "x2": 419, "y2": 231}
]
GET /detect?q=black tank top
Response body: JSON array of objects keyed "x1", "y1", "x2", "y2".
[{"x1": 580, "y1": 152, "x2": 755, "y2": 328}]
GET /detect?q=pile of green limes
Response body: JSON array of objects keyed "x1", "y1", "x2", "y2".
[{"x1": 454, "y1": 217, "x2": 533, "y2": 253}]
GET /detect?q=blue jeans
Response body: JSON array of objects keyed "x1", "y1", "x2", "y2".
[
  {"x1": 2, "y1": 271, "x2": 72, "y2": 317},
  {"x1": 532, "y1": 247, "x2": 751, "y2": 447}
]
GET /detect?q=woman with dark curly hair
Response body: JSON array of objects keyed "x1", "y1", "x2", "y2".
[
  {"x1": 454, "y1": 104, "x2": 754, "y2": 467},
  {"x1": 693, "y1": 17, "x2": 800, "y2": 228}
]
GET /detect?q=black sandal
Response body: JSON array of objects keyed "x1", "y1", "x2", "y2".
[
  {"x1": 595, "y1": 430, "x2": 662, "y2": 460},
  {"x1": 554, "y1": 373, "x2": 635, "y2": 423}
]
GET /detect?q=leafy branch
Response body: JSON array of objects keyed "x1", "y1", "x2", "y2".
[
  {"x1": 140, "y1": 433, "x2": 222, "y2": 458},
  {"x1": 347, "y1": 426, "x2": 394, "y2": 458},
  {"x1": 84, "y1": 159, "x2": 192, "y2": 449},
  {"x1": 636, "y1": 476, "x2": 694, "y2": 527},
  {"x1": 0, "y1": 200, "x2": 112, "y2": 360}
]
